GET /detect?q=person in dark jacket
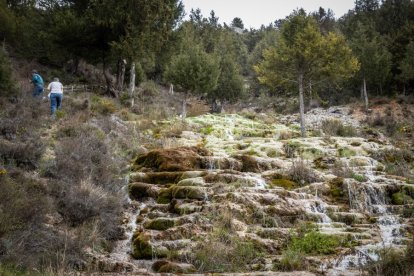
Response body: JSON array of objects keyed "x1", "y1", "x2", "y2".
[{"x1": 30, "y1": 70, "x2": 44, "y2": 97}]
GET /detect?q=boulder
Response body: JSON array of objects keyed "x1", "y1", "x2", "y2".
[
  {"x1": 128, "y1": 183, "x2": 159, "y2": 199},
  {"x1": 133, "y1": 146, "x2": 211, "y2": 171},
  {"x1": 152, "y1": 260, "x2": 196, "y2": 273}
]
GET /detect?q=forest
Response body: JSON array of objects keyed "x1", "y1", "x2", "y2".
[
  {"x1": 1, "y1": 0, "x2": 414, "y2": 275},
  {"x1": 1, "y1": 0, "x2": 414, "y2": 103}
]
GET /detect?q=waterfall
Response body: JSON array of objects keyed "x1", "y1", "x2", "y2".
[{"x1": 332, "y1": 179, "x2": 404, "y2": 274}]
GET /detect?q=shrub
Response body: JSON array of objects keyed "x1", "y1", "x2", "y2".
[
  {"x1": 366, "y1": 114, "x2": 399, "y2": 137},
  {"x1": 276, "y1": 248, "x2": 307, "y2": 271},
  {"x1": 365, "y1": 244, "x2": 414, "y2": 276},
  {"x1": 90, "y1": 95, "x2": 117, "y2": 115},
  {"x1": 332, "y1": 160, "x2": 354, "y2": 178},
  {"x1": 139, "y1": 80, "x2": 159, "y2": 98},
  {"x1": 0, "y1": 48, "x2": 16, "y2": 97},
  {"x1": 289, "y1": 230, "x2": 340, "y2": 255},
  {"x1": 192, "y1": 235, "x2": 263, "y2": 272},
  {"x1": 287, "y1": 159, "x2": 320, "y2": 186},
  {"x1": 321, "y1": 119, "x2": 358, "y2": 137},
  {"x1": 0, "y1": 138, "x2": 44, "y2": 169},
  {"x1": 371, "y1": 148, "x2": 413, "y2": 178}
]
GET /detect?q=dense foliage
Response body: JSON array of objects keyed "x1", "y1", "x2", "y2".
[{"x1": 1, "y1": 0, "x2": 413, "y2": 108}]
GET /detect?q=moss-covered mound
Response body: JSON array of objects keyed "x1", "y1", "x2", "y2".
[
  {"x1": 128, "y1": 183, "x2": 159, "y2": 199},
  {"x1": 133, "y1": 146, "x2": 212, "y2": 171},
  {"x1": 130, "y1": 172, "x2": 184, "y2": 184}
]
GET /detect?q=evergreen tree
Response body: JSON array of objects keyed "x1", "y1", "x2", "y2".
[
  {"x1": 398, "y1": 41, "x2": 414, "y2": 95},
  {"x1": 209, "y1": 55, "x2": 245, "y2": 112},
  {"x1": 254, "y1": 10, "x2": 358, "y2": 137},
  {"x1": 165, "y1": 46, "x2": 220, "y2": 118},
  {"x1": 351, "y1": 22, "x2": 391, "y2": 108}
]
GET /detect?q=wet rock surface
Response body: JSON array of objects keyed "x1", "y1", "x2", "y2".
[{"x1": 106, "y1": 113, "x2": 413, "y2": 275}]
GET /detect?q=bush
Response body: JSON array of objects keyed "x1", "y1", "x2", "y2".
[
  {"x1": 365, "y1": 243, "x2": 414, "y2": 276},
  {"x1": 91, "y1": 95, "x2": 117, "y2": 115},
  {"x1": 366, "y1": 113, "x2": 399, "y2": 137},
  {"x1": 0, "y1": 48, "x2": 15, "y2": 96},
  {"x1": 289, "y1": 230, "x2": 340, "y2": 255},
  {"x1": 287, "y1": 159, "x2": 320, "y2": 186},
  {"x1": 276, "y1": 248, "x2": 307, "y2": 271},
  {"x1": 192, "y1": 234, "x2": 263, "y2": 272},
  {"x1": 371, "y1": 148, "x2": 413, "y2": 178},
  {"x1": 321, "y1": 119, "x2": 358, "y2": 137},
  {"x1": 0, "y1": 138, "x2": 44, "y2": 169}
]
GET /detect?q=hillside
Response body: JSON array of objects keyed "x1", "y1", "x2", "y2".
[{"x1": 1, "y1": 84, "x2": 413, "y2": 275}]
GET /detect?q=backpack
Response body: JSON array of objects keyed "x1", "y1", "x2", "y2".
[{"x1": 33, "y1": 74, "x2": 44, "y2": 86}]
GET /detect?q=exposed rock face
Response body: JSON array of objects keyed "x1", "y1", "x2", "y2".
[{"x1": 108, "y1": 113, "x2": 413, "y2": 275}]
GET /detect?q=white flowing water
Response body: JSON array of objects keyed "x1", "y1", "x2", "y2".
[{"x1": 329, "y1": 172, "x2": 405, "y2": 275}]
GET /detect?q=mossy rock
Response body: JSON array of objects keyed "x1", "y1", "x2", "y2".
[
  {"x1": 302, "y1": 147, "x2": 324, "y2": 160},
  {"x1": 313, "y1": 157, "x2": 336, "y2": 169},
  {"x1": 234, "y1": 155, "x2": 263, "y2": 173},
  {"x1": 152, "y1": 261, "x2": 196, "y2": 273},
  {"x1": 174, "y1": 202, "x2": 202, "y2": 215},
  {"x1": 350, "y1": 141, "x2": 362, "y2": 147},
  {"x1": 329, "y1": 177, "x2": 347, "y2": 201},
  {"x1": 177, "y1": 177, "x2": 205, "y2": 187},
  {"x1": 133, "y1": 146, "x2": 211, "y2": 171},
  {"x1": 391, "y1": 192, "x2": 414, "y2": 205},
  {"x1": 157, "y1": 188, "x2": 173, "y2": 204},
  {"x1": 338, "y1": 147, "x2": 356, "y2": 158},
  {"x1": 144, "y1": 218, "x2": 175, "y2": 230},
  {"x1": 269, "y1": 174, "x2": 298, "y2": 190},
  {"x1": 128, "y1": 183, "x2": 158, "y2": 199},
  {"x1": 171, "y1": 186, "x2": 207, "y2": 200},
  {"x1": 131, "y1": 232, "x2": 153, "y2": 259},
  {"x1": 131, "y1": 172, "x2": 183, "y2": 184}
]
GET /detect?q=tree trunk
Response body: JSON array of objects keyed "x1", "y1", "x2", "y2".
[
  {"x1": 116, "y1": 59, "x2": 126, "y2": 91},
  {"x1": 308, "y1": 80, "x2": 312, "y2": 112},
  {"x1": 182, "y1": 93, "x2": 187, "y2": 119},
  {"x1": 298, "y1": 73, "x2": 306, "y2": 138},
  {"x1": 363, "y1": 78, "x2": 369, "y2": 111},
  {"x1": 129, "y1": 62, "x2": 136, "y2": 107},
  {"x1": 103, "y1": 60, "x2": 118, "y2": 98}
]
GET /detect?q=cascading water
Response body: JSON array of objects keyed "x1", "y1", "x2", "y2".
[{"x1": 330, "y1": 175, "x2": 405, "y2": 274}]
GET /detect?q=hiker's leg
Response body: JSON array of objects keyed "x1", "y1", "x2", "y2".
[
  {"x1": 50, "y1": 94, "x2": 57, "y2": 115},
  {"x1": 56, "y1": 94, "x2": 62, "y2": 109}
]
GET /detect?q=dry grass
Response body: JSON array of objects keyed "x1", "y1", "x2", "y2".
[{"x1": 287, "y1": 159, "x2": 320, "y2": 186}]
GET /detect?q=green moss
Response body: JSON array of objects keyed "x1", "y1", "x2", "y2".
[
  {"x1": 200, "y1": 125, "x2": 214, "y2": 135},
  {"x1": 266, "y1": 148, "x2": 279, "y2": 158},
  {"x1": 174, "y1": 203, "x2": 202, "y2": 215},
  {"x1": 391, "y1": 192, "x2": 414, "y2": 205},
  {"x1": 352, "y1": 174, "x2": 367, "y2": 182},
  {"x1": 128, "y1": 183, "x2": 156, "y2": 199},
  {"x1": 270, "y1": 178, "x2": 298, "y2": 190},
  {"x1": 171, "y1": 186, "x2": 207, "y2": 200},
  {"x1": 290, "y1": 230, "x2": 340, "y2": 255},
  {"x1": 329, "y1": 177, "x2": 345, "y2": 200},
  {"x1": 157, "y1": 188, "x2": 172, "y2": 204},
  {"x1": 338, "y1": 147, "x2": 356, "y2": 158},
  {"x1": 402, "y1": 207, "x2": 414, "y2": 218},
  {"x1": 132, "y1": 232, "x2": 154, "y2": 259},
  {"x1": 144, "y1": 218, "x2": 175, "y2": 230},
  {"x1": 302, "y1": 147, "x2": 323, "y2": 160}
]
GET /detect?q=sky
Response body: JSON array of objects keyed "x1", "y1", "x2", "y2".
[{"x1": 181, "y1": 0, "x2": 355, "y2": 29}]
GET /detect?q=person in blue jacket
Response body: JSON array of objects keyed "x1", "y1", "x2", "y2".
[{"x1": 30, "y1": 70, "x2": 44, "y2": 97}]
